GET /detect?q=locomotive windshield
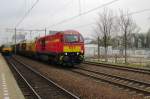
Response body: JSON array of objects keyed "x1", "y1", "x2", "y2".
[{"x1": 64, "y1": 34, "x2": 79, "y2": 43}]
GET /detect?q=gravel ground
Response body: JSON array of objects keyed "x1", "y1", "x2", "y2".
[
  {"x1": 14, "y1": 55, "x2": 143, "y2": 99},
  {"x1": 80, "y1": 64, "x2": 150, "y2": 83}
]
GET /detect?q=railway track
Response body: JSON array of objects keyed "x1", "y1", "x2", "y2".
[
  {"x1": 6, "y1": 57, "x2": 79, "y2": 99},
  {"x1": 84, "y1": 61, "x2": 150, "y2": 75},
  {"x1": 71, "y1": 67, "x2": 150, "y2": 96},
  {"x1": 11, "y1": 55, "x2": 150, "y2": 97},
  {"x1": 6, "y1": 57, "x2": 41, "y2": 99}
]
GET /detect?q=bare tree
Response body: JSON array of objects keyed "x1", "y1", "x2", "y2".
[
  {"x1": 118, "y1": 10, "x2": 139, "y2": 64},
  {"x1": 92, "y1": 28, "x2": 102, "y2": 59},
  {"x1": 146, "y1": 28, "x2": 150, "y2": 48},
  {"x1": 95, "y1": 8, "x2": 114, "y2": 62}
]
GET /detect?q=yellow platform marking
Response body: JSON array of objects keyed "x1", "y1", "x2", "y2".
[
  {"x1": 0, "y1": 54, "x2": 25, "y2": 99},
  {"x1": 1, "y1": 73, "x2": 10, "y2": 99}
]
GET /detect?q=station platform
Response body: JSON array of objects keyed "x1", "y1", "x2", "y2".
[{"x1": 0, "y1": 54, "x2": 25, "y2": 99}]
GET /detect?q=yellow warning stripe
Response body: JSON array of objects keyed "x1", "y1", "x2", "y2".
[{"x1": 63, "y1": 46, "x2": 81, "y2": 52}]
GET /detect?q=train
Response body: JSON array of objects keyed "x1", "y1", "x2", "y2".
[
  {"x1": 14, "y1": 30, "x2": 84, "y2": 66},
  {"x1": 1, "y1": 44, "x2": 13, "y2": 56}
]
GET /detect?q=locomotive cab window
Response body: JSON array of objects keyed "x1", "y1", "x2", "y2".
[{"x1": 64, "y1": 34, "x2": 79, "y2": 43}]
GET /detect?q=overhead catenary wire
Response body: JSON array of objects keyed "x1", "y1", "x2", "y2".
[
  {"x1": 72, "y1": 8, "x2": 150, "y2": 29},
  {"x1": 128, "y1": 8, "x2": 150, "y2": 15},
  {"x1": 15, "y1": 0, "x2": 39, "y2": 28},
  {"x1": 45, "y1": 0, "x2": 73, "y2": 28},
  {"x1": 6, "y1": 28, "x2": 45, "y2": 32},
  {"x1": 47, "y1": 0, "x2": 120, "y2": 28}
]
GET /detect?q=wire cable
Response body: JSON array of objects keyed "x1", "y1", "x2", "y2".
[
  {"x1": 128, "y1": 8, "x2": 150, "y2": 15},
  {"x1": 45, "y1": 0, "x2": 73, "y2": 28},
  {"x1": 47, "y1": 0, "x2": 120, "y2": 28},
  {"x1": 15, "y1": 0, "x2": 39, "y2": 28},
  {"x1": 72, "y1": 8, "x2": 150, "y2": 29}
]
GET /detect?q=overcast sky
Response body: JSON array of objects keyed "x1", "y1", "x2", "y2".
[{"x1": 0, "y1": 0, "x2": 150, "y2": 44}]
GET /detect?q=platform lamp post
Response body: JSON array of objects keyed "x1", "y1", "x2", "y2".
[
  {"x1": 78, "y1": 0, "x2": 81, "y2": 15},
  {"x1": 30, "y1": 30, "x2": 32, "y2": 40},
  {"x1": 45, "y1": 28, "x2": 46, "y2": 36},
  {"x1": 98, "y1": 36, "x2": 100, "y2": 61},
  {"x1": 14, "y1": 28, "x2": 17, "y2": 54}
]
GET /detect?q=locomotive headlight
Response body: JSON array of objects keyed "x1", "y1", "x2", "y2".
[
  {"x1": 65, "y1": 53, "x2": 67, "y2": 55},
  {"x1": 77, "y1": 52, "x2": 79, "y2": 55},
  {"x1": 81, "y1": 50, "x2": 84, "y2": 53}
]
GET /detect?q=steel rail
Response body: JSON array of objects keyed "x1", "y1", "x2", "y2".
[
  {"x1": 71, "y1": 68, "x2": 150, "y2": 96},
  {"x1": 12, "y1": 57, "x2": 80, "y2": 99},
  {"x1": 79, "y1": 67, "x2": 150, "y2": 86},
  {"x1": 6, "y1": 57, "x2": 42, "y2": 99},
  {"x1": 84, "y1": 61, "x2": 150, "y2": 75}
]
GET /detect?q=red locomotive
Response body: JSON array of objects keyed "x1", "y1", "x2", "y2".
[{"x1": 16, "y1": 30, "x2": 84, "y2": 66}]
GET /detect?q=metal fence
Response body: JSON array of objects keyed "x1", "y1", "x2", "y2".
[{"x1": 84, "y1": 44, "x2": 150, "y2": 67}]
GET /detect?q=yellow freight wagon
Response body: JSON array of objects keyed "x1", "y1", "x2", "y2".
[{"x1": 25, "y1": 41, "x2": 36, "y2": 56}]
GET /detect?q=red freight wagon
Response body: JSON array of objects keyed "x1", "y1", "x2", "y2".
[{"x1": 35, "y1": 30, "x2": 84, "y2": 65}]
